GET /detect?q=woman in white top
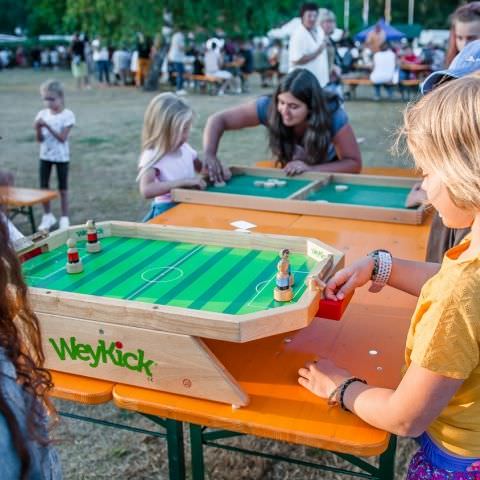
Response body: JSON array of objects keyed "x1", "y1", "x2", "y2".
[{"x1": 369, "y1": 42, "x2": 397, "y2": 100}]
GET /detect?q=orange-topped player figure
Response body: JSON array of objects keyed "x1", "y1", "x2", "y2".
[
  {"x1": 66, "y1": 237, "x2": 83, "y2": 274},
  {"x1": 86, "y1": 219, "x2": 101, "y2": 253}
]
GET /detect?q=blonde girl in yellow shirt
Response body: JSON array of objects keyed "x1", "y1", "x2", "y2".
[{"x1": 298, "y1": 73, "x2": 480, "y2": 479}]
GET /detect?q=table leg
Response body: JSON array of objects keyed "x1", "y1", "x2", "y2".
[
  {"x1": 377, "y1": 435, "x2": 397, "y2": 480},
  {"x1": 27, "y1": 206, "x2": 36, "y2": 232},
  {"x1": 190, "y1": 423, "x2": 205, "y2": 480},
  {"x1": 165, "y1": 418, "x2": 186, "y2": 480}
]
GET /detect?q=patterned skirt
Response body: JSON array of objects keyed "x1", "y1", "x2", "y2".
[{"x1": 407, "y1": 433, "x2": 480, "y2": 480}]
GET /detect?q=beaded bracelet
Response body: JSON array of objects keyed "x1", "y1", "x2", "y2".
[
  {"x1": 339, "y1": 377, "x2": 367, "y2": 412},
  {"x1": 327, "y1": 384, "x2": 343, "y2": 406}
]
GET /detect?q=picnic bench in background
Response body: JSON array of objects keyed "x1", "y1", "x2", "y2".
[
  {"x1": 0, "y1": 186, "x2": 58, "y2": 232},
  {"x1": 342, "y1": 77, "x2": 422, "y2": 100}
]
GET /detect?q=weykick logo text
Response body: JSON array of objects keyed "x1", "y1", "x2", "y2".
[{"x1": 48, "y1": 337, "x2": 155, "y2": 377}]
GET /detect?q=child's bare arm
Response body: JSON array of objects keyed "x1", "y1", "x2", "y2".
[
  {"x1": 42, "y1": 124, "x2": 73, "y2": 143},
  {"x1": 324, "y1": 256, "x2": 440, "y2": 301},
  {"x1": 34, "y1": 122, "x2": 44, "y2": 142},
  {"x1": 387, "y1": 258, "x2": 440, "y2": 296},
  {"x1": 299, "y1": 360, "x2": 463, "y2": 437},
  {"x1": 139, "y1": 168, "x2": 206, "y2": 199},
  {"x1": 342, "y1": 363, "x2": 463, "y2": 436},
  {"x1": 193, "y1": 157, "x2": 203, "y2": 173}
]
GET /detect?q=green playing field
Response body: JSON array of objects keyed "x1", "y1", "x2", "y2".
[
  {"x1": 307, "y1": 182, "x2": 412, "y2": 209},
  {"x1": 207, "y1": 174, "x2": 311, "y2": 198},
  {"x1": 23, "y1": 237, "x2": 315, "y2": 315}
]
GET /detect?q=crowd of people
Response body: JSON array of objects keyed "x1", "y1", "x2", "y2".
[
  {"x1": 5, "y1": 2, "x2": 480, "y2": 480},
  {"x1": 0, "y1": 10, "x2": 451, "y2": 100}
]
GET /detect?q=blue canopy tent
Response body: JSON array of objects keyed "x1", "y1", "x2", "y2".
[{"x1": 354, "y1": 20, "x2": 406, "y2": 42}]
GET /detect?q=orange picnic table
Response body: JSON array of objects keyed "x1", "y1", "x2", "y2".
[
  {"x1": 111, "y1": 168, "x2": 429, "y2": 479},
  {"x1": 48, "y1": 167, "x2": 430, "y2": 479}
]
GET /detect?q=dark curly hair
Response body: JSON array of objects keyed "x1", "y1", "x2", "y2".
[
  {"x1": 0, "y1": 212, "x2": 55, "y2": 479},
  {"x1": 267, "y1": 68, "x2": 340, "y2": 167}
]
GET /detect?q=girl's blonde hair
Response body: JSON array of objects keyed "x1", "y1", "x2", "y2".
[
  {"x1": 137, "y1": 93, "x2": 193, "y2": 180},
  {"x1": 402, "y1": 72, "x2": 480, "y2": 211},
  {"x1": 40, "y1": 79, "x2": 64, "y2": 102}
]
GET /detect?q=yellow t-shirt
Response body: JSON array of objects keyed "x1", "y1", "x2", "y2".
[{"x1": 405, "y1": 235, "x2": 480, "y2": 457}]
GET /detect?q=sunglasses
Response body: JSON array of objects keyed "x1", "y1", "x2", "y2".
[{"x1": 43, "y1": 96, "x2": 57, "y2": 102}]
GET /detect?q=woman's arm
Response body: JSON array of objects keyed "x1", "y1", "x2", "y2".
[
  {"x1": 299, "y1": 360, "x2": 463, "y2": 436},
  {"x1": 203, "y1": 102, "x2": 261, "y2": 182},
  {"x1": 283, "y1": 124, "x2": 362, "y2": 175},
  {"x1": 310, "y1": 124, "x2": 362, "y2": 173}
]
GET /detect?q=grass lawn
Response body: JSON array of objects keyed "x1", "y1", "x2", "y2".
[{"x1": 1, "y1": 69, "x2": 416, "y2": 479}]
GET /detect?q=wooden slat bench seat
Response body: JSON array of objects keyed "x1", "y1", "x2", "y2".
[{"x1": 342, "y1": 77, "x2": 421, "y2": 100}]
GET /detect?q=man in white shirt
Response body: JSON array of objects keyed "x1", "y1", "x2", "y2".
[{"x1": 289, "y1": 2, "x2": 329, "y2": 87}]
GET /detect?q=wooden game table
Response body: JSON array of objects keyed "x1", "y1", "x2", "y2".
[
  {"x1": 172, "y1": 166, "x2": 426, "y2": 225},
  {"x1": 111, "y1": 174, "x2": 430, "y2": 479}
]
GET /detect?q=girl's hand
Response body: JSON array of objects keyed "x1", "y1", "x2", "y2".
[
  {"x1": 298, "y1": 359, "x2": 351, "y2": 399},
  {"x1": 284, "y1": 160, "x2": 309, "y2": 176},
  {"x1": 204, "y1": 152, "x2": 225, "y2": 183},
  {"x1": 182, "y1": 177, "x2": 207, "y2": 190},
  {"x1": 324, "y1": 256, "x2": 375, "y2": 301}
]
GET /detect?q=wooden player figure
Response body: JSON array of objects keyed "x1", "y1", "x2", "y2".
[
  {"x1": 274, "y1": 250, "x2": 293, "y2": 302},
  {"x1": 279, "y1": 248, "x2": 295, "y2": 287},
  {"x1": 86, "y1": 219, "x2": 101, "y2": 253},
  {"x1": 66, "y1": 238, "x2": 83, "y2": 274}
]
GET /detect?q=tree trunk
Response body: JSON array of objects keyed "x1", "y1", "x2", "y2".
[{"x1": 143, "y1": 44, "x2": 169, "y2": 92}]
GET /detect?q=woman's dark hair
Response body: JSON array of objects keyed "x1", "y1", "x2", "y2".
[
  {"x1": 446, "y1": 2, "x2": 480, "y2": 66},
  {"x1": 267, "y1": 68, "x2": 340, "y2": 167},
  {"x1": 0, "y1": 213, "x2": 54, "y2": 479}
]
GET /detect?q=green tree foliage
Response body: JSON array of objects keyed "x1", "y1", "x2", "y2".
[
  {"x1": 64, "y1": 0, "x2": 165, "y2": 42},
  {"x1": 0, "y1": 0, "x2": 467, "y2": 40},
  {"x1": 25, "y1": 0, "x2": 67, "y2": 36},
  {"x1": 0, "y1": 0, "x2": 27, "y2": 34}
]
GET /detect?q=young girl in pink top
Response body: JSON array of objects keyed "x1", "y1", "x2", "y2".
[{"x1": 137, "y1": 93, "x2": 206, "y2": 221}]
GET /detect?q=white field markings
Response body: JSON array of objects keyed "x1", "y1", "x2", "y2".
[
  {"x1": 247, "y1": 269, "x2": 310, "y2": 308},
  {"x1": 141, "y1": 266, "x2": 184, "y2": 284},
  {"x1": 126, "y1": 244, "x2": 204, "y2": 300}
]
